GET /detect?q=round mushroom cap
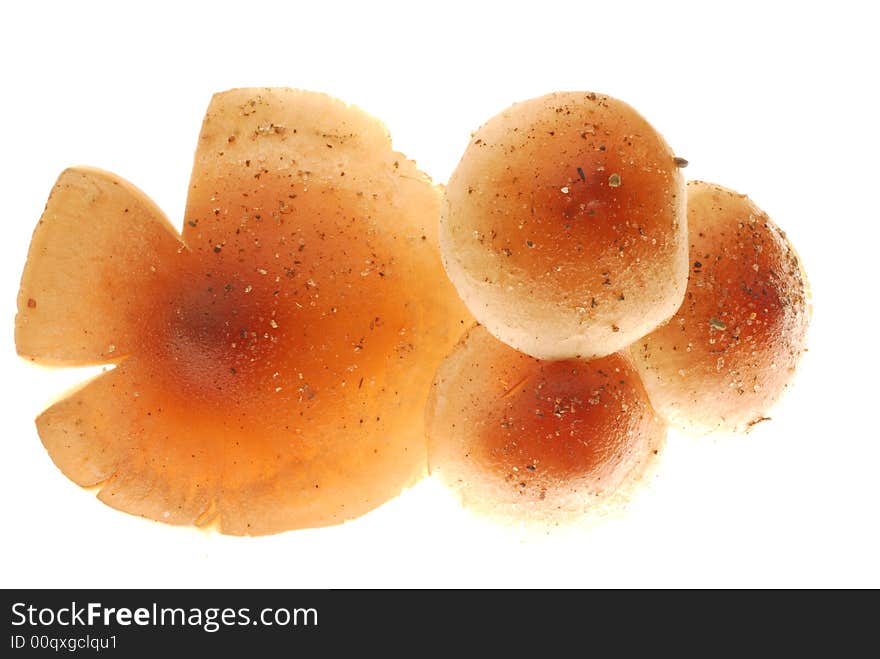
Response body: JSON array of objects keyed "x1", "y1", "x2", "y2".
[
  {"x1": 426, "y1": 325, "x2": 666, "y2": 524},
  {"x1": 631, "y1": 181, "x2": 810, "y2": 434},
  {"x1": 441, "y1": 91, "x2": 688, "y2": 360}
]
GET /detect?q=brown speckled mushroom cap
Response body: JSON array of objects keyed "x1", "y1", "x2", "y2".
[
  {"x1": 631, "y1": 181, "x2": 810, "y2": 434},
  {"x1": 426, "y1": 325, "x2": 666, "y2": 524},
  {"x1": 16, "y1": 88, "x2": 472, "y2": 535},
  {"x1": 440, "y1": 92, "x2": 688, "y2": 361}
]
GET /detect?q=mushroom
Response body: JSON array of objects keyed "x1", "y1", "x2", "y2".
[
  {"x1": 426, "y1": 325, "x2": 666, "y2": 524},
  {"x1": 440, "y1": 91, "x2": 688, "y2": 360},
  {"x1": 16, "y1": 88, "x2": 472, "y2": 534},
  {"x1": 631, "y1": 181, "x2": 810, "y2": 434}
]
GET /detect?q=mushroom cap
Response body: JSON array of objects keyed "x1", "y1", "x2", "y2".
[
  {"x1": 631, "y1": 181, "x2": 810, "y2": 434},
  {"x1": 17, "y1": 89, "x2": 472, "y2": 534},
  {"x1": 426, "y1": 325, "x2": 666, "y2": 524},
  {"x1": 441, "y1": 91, "x2": 687, "y2": 360}
]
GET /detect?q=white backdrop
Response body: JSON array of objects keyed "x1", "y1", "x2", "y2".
[{"x1": 1, "y1": 0, "x2": 877, "y2": 588}]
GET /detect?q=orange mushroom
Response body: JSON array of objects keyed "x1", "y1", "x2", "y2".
[
  {"x1": 16, "y1": 88, "x2": 471, "y2": 534},
  {"x1": 426, "y1": 325, "x2": 666, "y2": 524},
  {"x1": 441, "y1": 92, "x2": 688, "y2": 361},
  {"x1": 631, "y1": 181, "x2": 810, "y2": 434}
]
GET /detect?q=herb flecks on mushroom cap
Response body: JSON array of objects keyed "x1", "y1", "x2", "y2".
[{"x1": 16, "y1": 88, "x2": 472, "y2": 535}]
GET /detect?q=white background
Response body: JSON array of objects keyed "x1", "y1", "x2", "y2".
[{"x1": 1, "y1": 0, "x2": 877, "y2": 588}]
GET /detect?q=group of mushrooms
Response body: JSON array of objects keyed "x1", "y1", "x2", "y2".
[{"x1": 15, "y1": 89, "x2": 809, "y2": 534}]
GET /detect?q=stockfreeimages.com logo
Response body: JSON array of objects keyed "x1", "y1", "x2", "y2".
[{"x1": 11, "y1": 601, "x2": 318, "y2": 633}]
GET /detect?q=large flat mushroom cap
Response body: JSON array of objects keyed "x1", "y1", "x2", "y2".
[{"x1": 18, "y1": 89, "x2": 472, "y2": 534}]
